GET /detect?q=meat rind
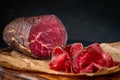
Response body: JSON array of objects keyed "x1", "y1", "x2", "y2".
[{"x1": 3, "y1": 15, "x2": 67, "y2": 59}]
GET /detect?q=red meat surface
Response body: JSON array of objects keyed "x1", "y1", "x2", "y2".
[
  {"x1": 49, "y1": 47, "x2": 72, "y2": 72},
  {"x1": 73, "y1": 43, "x2": 114, "y2": 73},
  {"x1": 64, "y1": 43, "x2": 83, "y2": 59},
  {"x1": 49, "y1": 43, "x2": 83, "y2": 72},
  {"x1": 29, "y1": 15, "x2": 67, "y2": 59},
  {"x1": 49, "y1": 43, "x2": 115, "y2": 73},
  {"x1": 3, "y1": 15, "x2": 67, "y2": 59}
]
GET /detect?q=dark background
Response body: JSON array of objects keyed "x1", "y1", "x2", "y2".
[{"x1": 0, "y1": 0, "x2": 120, "y2": 47}]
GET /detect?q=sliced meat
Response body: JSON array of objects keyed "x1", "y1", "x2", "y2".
[
  {"x1": 64, "y1": 43, "x2": 83, "y2": 59},
  {"x1": 73, "y1": 43, "x2": 114, "y2": 73},
  {"x1": 49, "y1": 47, "x2": 72, "y2": 72},
  {"x1": 49, "y1": 43, "x2": 115, "y2": 73}
]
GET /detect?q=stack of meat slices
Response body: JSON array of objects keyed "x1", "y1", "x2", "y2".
[{"x1": 49, "y1": 42, "x2": 119, "y2": 73}]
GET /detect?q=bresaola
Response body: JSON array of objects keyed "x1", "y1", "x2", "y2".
[
  {"x1": 49, "y1": 47, "x2": 72, "y2": 72},
  {"x1": 3, "y1": 15, "x2": 67, "y2": 59},
  {"x1": 72, "y1": 43, "x2": 114, "y2": 73},
  {"x1": 49, "y1": 43, "x2": 115, "y2": 73}
]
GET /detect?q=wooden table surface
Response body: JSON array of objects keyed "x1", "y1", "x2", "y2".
[{"x1": 0, "y1": 66, "x2": 120, "y2": 80}]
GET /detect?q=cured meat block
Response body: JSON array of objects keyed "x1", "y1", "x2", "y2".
[{"x1": 3, "y1": 15, "x2": 68, "y2": 59}]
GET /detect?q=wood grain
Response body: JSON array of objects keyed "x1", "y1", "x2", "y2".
[{"x1": 1, "y1": 66, "x2": 120, "y2": 80}]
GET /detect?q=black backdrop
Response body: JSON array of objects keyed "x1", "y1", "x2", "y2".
[{"x1": 0, "y1": 0, "x2": 120, "y2": 47}]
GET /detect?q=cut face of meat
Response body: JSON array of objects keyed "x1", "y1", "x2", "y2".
[
  {"x1": 49, "y1": 43, "x2": 115, "y2": 73},
  {"x1": 28, "y1": 15, "x2": 67, "y2": 59}
]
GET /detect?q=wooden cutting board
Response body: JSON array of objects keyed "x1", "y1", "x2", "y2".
[{"x1": 1, "y1": 66, "x2": 120, "y2": 80}]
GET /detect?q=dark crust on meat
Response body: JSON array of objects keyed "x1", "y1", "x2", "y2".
[
  {"x1": 3, "y1": 15, "x2": 67, "y2": 58},
  {"x1": 3, "y1": 17, "x2": 31, "y2": 55},
  {"x1": 3, "y1": 16, "x2": 44, "y2": 56}
]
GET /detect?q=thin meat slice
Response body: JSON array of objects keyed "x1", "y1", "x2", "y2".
[
  {"x1": 64, "y1": 43, "x2": 83, "y2": 59},
  {"x1": 73, "y1": 43, "x2": 114, "y2": 73},
  {"x1": 86, "y1": 43, "x2": 114, "y2": 67},
  {"x1": 49, "y1": 47, "x2": 72, "y2": 72}
]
